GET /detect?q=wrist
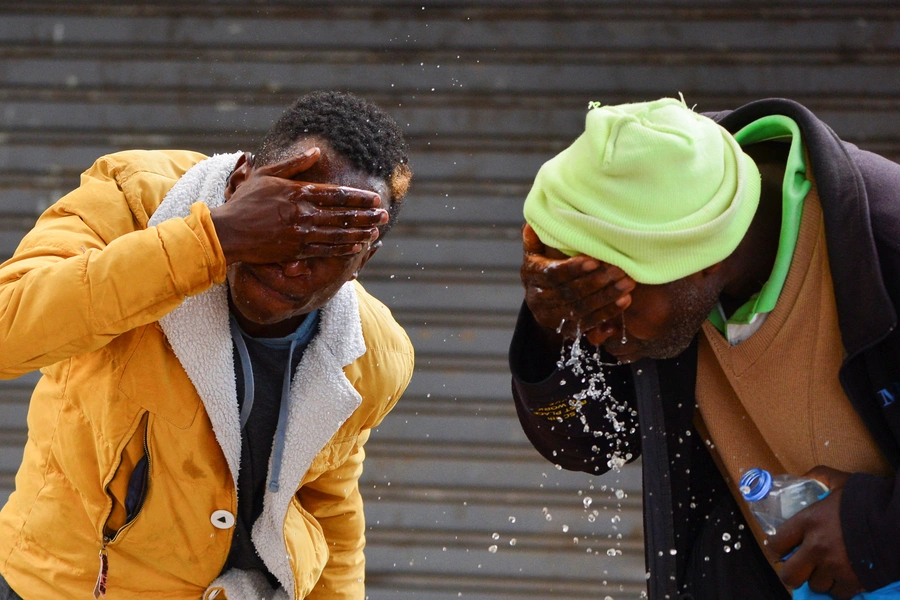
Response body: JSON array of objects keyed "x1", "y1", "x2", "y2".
[{"x1": 209, "y1": 205, "x2": 240, "y2": 265}]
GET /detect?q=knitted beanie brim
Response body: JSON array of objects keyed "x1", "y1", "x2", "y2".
[{"x1": 524, "y1": 98, "x2": 761, "y2": 284}]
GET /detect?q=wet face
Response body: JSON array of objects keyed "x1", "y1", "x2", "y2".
[
  {"x1": 542, "y1": 245, "x2": 723, "y2": 361},
  {"x1": 601, "y1": 275, "x2": 722, "y2": 362},
  {"x1": 227, "y1": 137, "x2": 390, "y2": 337}
]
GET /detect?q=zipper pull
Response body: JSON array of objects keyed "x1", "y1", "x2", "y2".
[{"x1": 93, "y1": 538, "x2": 109, "y2": 599}]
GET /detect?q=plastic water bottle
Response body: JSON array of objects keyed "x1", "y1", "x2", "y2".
[
  {"x1": 739, "y1": 468, "x2": 830, "y2": 536},
  {"x1": 741, "y1": 469, "x2": 900, "y2": 600}
]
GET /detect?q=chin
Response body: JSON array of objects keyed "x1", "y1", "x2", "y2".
[{"x1": 644, "y1": 338, "x2": 694, "y2": 360}]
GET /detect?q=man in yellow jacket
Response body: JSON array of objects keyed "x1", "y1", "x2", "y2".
[{"x1": 0, "y1": 91, "x2": 415, "y2": 600}]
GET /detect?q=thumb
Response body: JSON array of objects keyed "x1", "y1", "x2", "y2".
[
  {"x1": 258, "y1": 147, "x2": 321, "y2": 179},
  {"x1": 523, "y1": 223, "x2": 546, "y2": 255},
  {"x1": 802, "y1": 465, "x2": 851, "y2": 491}
]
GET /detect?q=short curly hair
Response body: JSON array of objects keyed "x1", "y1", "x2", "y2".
[{"x1": 254, "y1": 91, "x2": 411, "y2": 235}]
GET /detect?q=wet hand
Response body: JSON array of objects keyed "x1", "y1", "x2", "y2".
[
  {"x1": 520, "y1": 223, "x2": 634, "y2": 344},
  {"x1": 211, "y1": 149, "x2": 389, "y2": 265},
  {"x1": 769, "y1": 466, "x2": 863, "y2": 599}
]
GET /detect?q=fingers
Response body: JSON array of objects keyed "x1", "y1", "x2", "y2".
[
  {"x1": 293, "y1": 226, "x2": 380, "y2": 247},
  {"x1": 304, "y1": 207, "x2": 389, "y2": 229},
  {"x1": 290, "y1": 182, "x2": 382, "y2": 209},
  {"x1": 523, "y1": 252, "x2": 619, "y2": 290},
  {"x1": 806, "y1": 568, "x2": 835, "y2": 596},
  {"x1": 768, "y1": 514, "x2": 806, "y2": 561},
  {"x1": 286, "y1": 206, "x2": 386, "y2": 247},
  {"x1": 827, "y1": 578, "x2": 865, "y2": 600},
  {"x1": 558, "y1": 282, "x2": 633, "y2": 327},
  {"x1": 520, "y1": 223, "x2": 635, "y2": 341},
  {"x1": 772, "y1": 489, "x2": 861, "y2": 598},
  {"x1": 557, "y1": 268, "x2": 634, "y2": 305},
  {"x1": 523, "y1": 259, "x2": 634, "y2": 333},
  {"x1": 300, "y1": 242, "x2": 372, "y2": 257},
  {"x1": 780, "y1": 545, "x2": 861, "y2": 600},
  {"x1": 815, "y1": 571, "x2": 864, "y2": 600},
  {"x1": 777, "y1": 545, "x2": 814, "y2": 591},
  {"x1": 255, "y1": 151, "x2": 383, "y2": 208}
]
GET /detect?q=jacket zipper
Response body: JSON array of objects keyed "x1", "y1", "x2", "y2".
[
  {"x1": 93, "y1": 540, "x2": 109, "y2": 599},
  {"x1": 94, "y1": 416, "x2": 151, "y2": 599}
]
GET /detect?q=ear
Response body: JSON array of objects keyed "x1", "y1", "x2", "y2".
[
  {"x1": 683, "y1": 261, "x2": 724, "y2": 285},
  {"x1": 223, "y1": 152, "x2": 253, "y2": 201},
  {"x1": 700, "y1": 261, "x2": 724, "y2": 276},
  {"x1": 350, "y1": 240, "x2": 383, "y2": 280}
]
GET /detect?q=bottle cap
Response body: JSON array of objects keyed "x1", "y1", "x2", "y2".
[{"x1": 739, "y1": 468, "x2": 772, "y2": 502}]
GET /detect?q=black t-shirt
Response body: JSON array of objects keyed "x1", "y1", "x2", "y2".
[{"x1": 223, "y1": 313, "x2": 319, "y2": 587}]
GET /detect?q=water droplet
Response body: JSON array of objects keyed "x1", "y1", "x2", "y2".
[
  {"x1": 583, "y1": 497, "x2": 593, "y2": 508},
  {"x1": 562, "y1": 525, "x2": 569, "y2": 533},
  {"x1": 491, "y1": 532, "x2": 499, "y2": 540},
  {"x1": 488, "y1": 545, "x2": 498, "y2": 553},
  {"x1": 723, "y1": 545, "x2": 732, "y2": 553},
  {"x1": 508, "y1": 516, "x2": 516, "y2": 523},
  {"x1": 722, "y1": 532, "x2": 731, "y2": 542},
  {"x1": 669, "y1": 548, "x2": 677, "y2": 555},
  {"x1": 509, "y1": 538, "x2": 517, "y2": 546}
]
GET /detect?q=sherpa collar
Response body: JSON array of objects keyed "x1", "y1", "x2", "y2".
[{"x1": 148, "y1": 152, "x2": 368, "y2": 598}]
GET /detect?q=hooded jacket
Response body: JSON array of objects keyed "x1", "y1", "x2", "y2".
[
  {"x1": 0, "y1": 150, "x2": 414, "y2": 599},
  {"x1": 510, "y1": 99, "x2": 900, "y2": 598}
]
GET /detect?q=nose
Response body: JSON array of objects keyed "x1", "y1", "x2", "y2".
[{"x1": 280, "y1": 260, "x2": 311, "y2": 277}]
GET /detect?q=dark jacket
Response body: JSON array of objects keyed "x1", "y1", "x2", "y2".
[{"x1": 510, "y1": 98, "x2": 900, "y2": 598}]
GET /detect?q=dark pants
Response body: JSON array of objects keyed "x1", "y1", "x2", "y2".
[
  {"x1": 0, "y1": 573, "x2": 23, "y2": 600},
  {"x1": 680, "y1": 490, "x2": 791, "y2": 600}
]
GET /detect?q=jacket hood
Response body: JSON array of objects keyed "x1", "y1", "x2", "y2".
[{"x1": 709, "y1": 98, "x2": 896, "y2": 357}]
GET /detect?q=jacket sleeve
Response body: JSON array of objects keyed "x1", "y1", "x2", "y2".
[
  {"x1": 509, "y1": 302, "x2": 641, "y2": 475},
  {"x1": 840, "y1": 473, "x2": 900, "y2": 590},
  {"x1": 836, "y1": 145, "x2": 900, "y2": 591},
  {"x1": 0, "y1": 156, "x2": 226, "y2": 378},
  {"x1": 298, "y1": 430, "x2": 370, "y2": 600}
]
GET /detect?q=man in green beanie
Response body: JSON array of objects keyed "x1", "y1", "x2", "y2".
[{"x1": 510, "y1": 98, "x2": 900, "y2": 599}]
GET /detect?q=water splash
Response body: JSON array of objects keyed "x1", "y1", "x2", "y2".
[{"x1": 557, "y1": 325, "x2": 637, "y2": 473}]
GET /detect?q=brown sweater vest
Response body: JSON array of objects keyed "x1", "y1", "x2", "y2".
[{"x1": 695, "y1": 180, "x2": 892, "y2": 558}]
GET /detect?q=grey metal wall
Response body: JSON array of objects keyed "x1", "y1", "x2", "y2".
[{"x1": 1, "y1": 2, "x2": 899, "y2": 599}]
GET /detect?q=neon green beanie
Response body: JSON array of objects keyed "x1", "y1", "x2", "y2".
[{"x1": 523, "y1": 98, "x2": 761, "y2": 284}]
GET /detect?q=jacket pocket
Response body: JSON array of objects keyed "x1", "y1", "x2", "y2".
[
  {"x1": 104, "y1": 412, "x2": 151, "y2": 535},
  {"x1": 118, "y1": 324, "x2": 200, "y2": 430},
  {"x1": 283, "y1": 496, "x2": 328, "y2": 598}
]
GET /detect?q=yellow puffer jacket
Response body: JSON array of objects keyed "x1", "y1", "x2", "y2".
[{"x1": 0, "y1": 150, "x2": 414, "y2": 599}]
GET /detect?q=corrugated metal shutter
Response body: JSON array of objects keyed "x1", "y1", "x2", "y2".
[{"x1": 1, "y1": 2, "x2": 899, "y2": 598}]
